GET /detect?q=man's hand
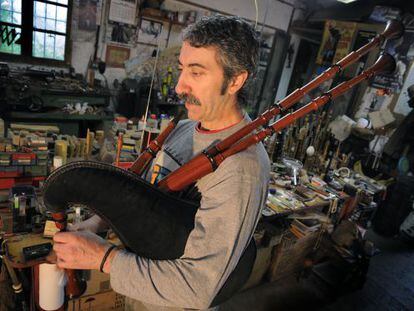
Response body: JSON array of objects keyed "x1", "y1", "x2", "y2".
[
  {"x1": 53, "y1": 231, "x2": 113, "y2": 271},
  {"x1": 67, "y1": 215, "x2": 108, "y2": 233}
]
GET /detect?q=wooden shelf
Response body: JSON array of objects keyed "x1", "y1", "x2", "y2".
[
  {"x1": 6, "y1": 111, "x2": 114, "y2": 121},
  {"x1": 140, "y1": 11, "x2": 186, "y2": 27}
]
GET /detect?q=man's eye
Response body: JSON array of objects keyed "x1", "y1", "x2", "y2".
[{"x1": 191, "y1": 72, "x2": 202, "y2": 77}]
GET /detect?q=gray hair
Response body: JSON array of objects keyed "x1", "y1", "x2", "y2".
[{"x1": 183, "y1": 15, "x2": 259, "y2": 105}]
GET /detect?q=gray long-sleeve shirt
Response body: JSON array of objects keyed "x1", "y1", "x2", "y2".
[{"x1": 110, "y1": 115, "x2": 270, "y2": 310}]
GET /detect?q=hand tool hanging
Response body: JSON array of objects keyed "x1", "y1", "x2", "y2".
[{"x1": 1, "y1": 241, "x2": 29, "y2": 311}]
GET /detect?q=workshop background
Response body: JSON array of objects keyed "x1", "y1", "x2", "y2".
[{"x1": 0, "y1": 0, "x2": 414, "y2": 310}]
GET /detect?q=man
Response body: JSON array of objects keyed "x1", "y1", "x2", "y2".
[{"x1": 52, "y1": 15, "x2": 270, "y2": 310}]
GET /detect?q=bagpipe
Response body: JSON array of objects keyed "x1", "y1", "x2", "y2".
[{"x1": 42, "y1": 20, "x2": 403, "y2": 307}]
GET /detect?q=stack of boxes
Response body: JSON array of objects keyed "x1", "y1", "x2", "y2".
[
  {"x1": 0, "y1": 132, "x2": 50, "y2": 189},
  {"x1": 0, "y1": 151, "x2": 49, "y2": 189}
]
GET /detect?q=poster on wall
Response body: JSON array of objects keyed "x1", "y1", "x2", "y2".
[
  {"x1": 369, "y1": 6, "x2": 401, "y2": 23},
  {"x1": 105, "y1": 44, "x2": 130, "y2": 68},
  {"x1": 96, "y1": 0, "x2": 103, "y2": 26},
  {"x1": 78, "y1": 0, "x2": 98, "y2": 31},
  {"x1": 316, "y1": 20, "x2": 357, "y2": 66},
  {"x1": 109, "y1": 0, "x2": 138, "y2": 26},
  {"x1": 107, "y1": 23, "x2": 137, "y2": 46},
  {"x1": 355, "y1": 87, "x2": 393, "y2": 119},
  {"x1": 371, "y1": 28, "x2": 414, "y2": 93},
  {"x1": 394, "y1": 62, "x2": 414, "y2": 116},
  {"x1": 137, "y1": 19, "x2": 163, "y2": 45}
]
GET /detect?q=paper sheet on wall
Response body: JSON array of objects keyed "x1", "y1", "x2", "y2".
[
  {"x1": 328, "y1": 115, "x2": 355, "y2": 142},
  {"x1": 96, "y1": 0, "x2": 103, "y2": 26},
  {"x1": 78, "y1": 0, "x2": 98, "y2": 31},
  {"x1": 368, "y1": 109, "x2": 395, "y2": 129},
  {"x1": 109, "y1": 0, "x2": 137, "y2": 25},
  {"x1": 355, "y1": 86, "x2": 393, "y2": 119},
  {"x1": 316, "y1": 20, "x2": 357, "y2": 66},
  {"x1": 394, "y1": 61, "x2": 414, "y2": 116}
]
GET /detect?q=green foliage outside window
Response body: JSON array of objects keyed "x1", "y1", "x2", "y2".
[
  {"x1": 0, "y1": 0, "x2": 22, "y2": 55},
  {"x1": 1, "y1": 0, "x2": 68, "y2": 61}
]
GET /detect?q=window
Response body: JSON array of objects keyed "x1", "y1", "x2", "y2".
[
  {"x1": 0, "y1": 0, "x2": 22, "y2": 55},
  {"x1": 0, "y1": 0, "x2": 70, "y2": 63}
]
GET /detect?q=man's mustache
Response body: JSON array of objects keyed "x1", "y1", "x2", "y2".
[{"x1": 178, "y1": 93, "x2": 201, "y2": 106}]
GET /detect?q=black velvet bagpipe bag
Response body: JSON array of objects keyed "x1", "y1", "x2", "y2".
[
  {"x1": 42, "y1": 161, "x2": 198, "y2": 259},
  {"x1": 42, "y1": 161, "x2": 256, "y2": 306}
]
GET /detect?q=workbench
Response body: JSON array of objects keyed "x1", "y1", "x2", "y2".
[{"x1": 4, "y1": 111, "x2": 114, "y2": 137}]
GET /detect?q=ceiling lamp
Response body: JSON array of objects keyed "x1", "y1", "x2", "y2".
[{"x1": 337, "y1": 0, "x2": 358, "y2": 3}]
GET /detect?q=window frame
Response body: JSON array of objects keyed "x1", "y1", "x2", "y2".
[{"x1": 0, "y1": 0, "x2": 72, "y2": 67}]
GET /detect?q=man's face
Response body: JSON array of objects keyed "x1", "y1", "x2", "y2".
[{"x1": 176, "y1": 41, "x2": 230, "y2": 128}]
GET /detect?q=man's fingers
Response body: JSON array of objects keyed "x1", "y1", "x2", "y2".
[
  {"x1": 49, "y1": 230, "x2": 110, "y2": 270},
  {"x1": 45, "y1": 250, "x2": 57, "y2": 263},
  {"x1": 53, "y1": 242, "x2": 66, "y2": 253},
  {"x1": 56, "y1": 257, "x2": 68, "y2": 269},
  {"x1": 53, "y1": 231, "x2": 77, "y2": 243},
  {"x1": 54, "y1": 249, "x2": 76, "y2": 269},
  {"x1": 53, "y1": 242, "x2": 76, "y2": 265}
]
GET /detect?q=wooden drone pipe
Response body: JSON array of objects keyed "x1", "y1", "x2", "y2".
[
  {"x1": 129, "y1": 111, "x2": 186, "y2": 176},
  {"x1": 2, "y1": 255, "x2": 28, "y2": 310},
  {"x1": 158, "y1": 54, "x2": 395, "y2": 192}
]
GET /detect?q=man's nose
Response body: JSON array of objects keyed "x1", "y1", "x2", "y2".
[{"x1": 175, "y1": 72, "x2": 191, "y2": 95}]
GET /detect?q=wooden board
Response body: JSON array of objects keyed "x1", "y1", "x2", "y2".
[
  {"x1": 4, "y1": 233, "x2": 52, "y2": 268},
  {"x1": 10, "y1": 123, "x2": 60, "y2": 133}
]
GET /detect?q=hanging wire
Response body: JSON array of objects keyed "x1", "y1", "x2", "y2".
[
  {"x1": 139, "y1": 26, "x2": 163, "y2": 152},
  {"x1": 254, "y1": 0, "x2": 259, "y2": 29},
  {"x1": 260, "y1": 0, "x2": 271, "y2": 34}
]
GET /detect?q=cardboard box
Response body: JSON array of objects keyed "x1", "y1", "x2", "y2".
[
  {"x1": 243, "y1": 245, "x2": 273, "y2": 289},
  {"x1": 268, "y1": 231, "x2": 319, "y2": 282},
  {"x1": 69, "y1": 290, "x2": 125, "y2": 311},
  {"x1": 83, "y1": 269, "x2": 112, "y2": 296}
]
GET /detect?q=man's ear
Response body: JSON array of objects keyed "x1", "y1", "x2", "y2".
[{"x1": 227, "y1": 71, "x2": 248, "y2": 95}]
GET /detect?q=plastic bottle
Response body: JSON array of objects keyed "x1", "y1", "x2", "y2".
[
  {"x1": 0, "y1": 118, "x2": 4, "y2": 137},
  {"x1": 167, "y1": 66, "x2": 173, "y2": 86},
  {"x1": 162, "y1": 77, "x2": 168, "y2": 99},
  {"x1": 147, "y1": 114, "x2": 158, "y2": 129},
  {"x1": 160, "y1": 114, "x2": 170, "y2": 132}
]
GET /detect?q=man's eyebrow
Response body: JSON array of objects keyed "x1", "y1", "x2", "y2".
[
  {"x1": 188, "y1": 63, "x2": 207, "y2": 69},
  {"x1": 177, "y1": 60, "x2": 207, "y2": 70}
]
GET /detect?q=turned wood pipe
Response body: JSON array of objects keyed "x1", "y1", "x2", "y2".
[
  {"x1": 198, "y1": 20, "x2": 403, "y2": 160},
  {"x1": 2, "y1": 256, "x2": 28, "y2": 310},
  {"x1": 158, "y1": 54, "x2": 396, "y2": 191},
  {"x1": 51, "y1": 212, "x2": 85, "y2": 299},
  {"x1": 115, "y1": 133, "x2": 123, "y2": 167},
  {"x1": 129, "y1": 111, "x2": 185, "y2": 176}
]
